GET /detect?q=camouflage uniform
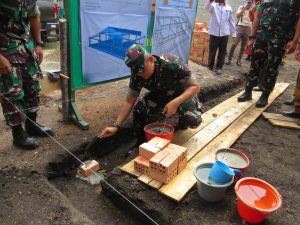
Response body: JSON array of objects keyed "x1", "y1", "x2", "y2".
[
  {"x1": 246, "y1": 0, "x2": 300, "y2": 93},
  {"x1": 125, "y1": 45, "x2": 202, "y2": 140},
  {"x1": 0, "y1": 0, "x2": 42, "y2": 126},
  {"x1": 294, "y1": 70, "x2": 300, "y2": 112}
]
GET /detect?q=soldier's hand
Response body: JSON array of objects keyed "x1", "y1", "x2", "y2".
[
  {"x1": 0, "y1": 54, "x2": 12, "y2": 74},
  {"x1": 163, "y1": 100, "x2": 179, "y2": 117},
  {"x1": 247, "y1": 39, "x2": 254, "y2": 48},
  {"x1": 295, "y1": 50, "x2": 300, "y2": 61},
  {"x1": 286, "y1": 41, "x2": 297, "y2": 54},
  {"x1": 36, "y1": 46, "x2": 43, "y2": 65},
  {"x1": 99, "y1": 127, "x2": 118, "y2": 138}
]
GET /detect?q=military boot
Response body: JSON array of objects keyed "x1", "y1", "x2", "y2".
[
  {"x1": 12, "y1": 124, "x2": 39, "y2": 150},
  {"x1": 256, "y1": 92, "x2": 270, "y2": 108},
  {"x1": 238, "y1": 87, "x2": 253, "y2": 102},
  {"x1": 25, "y1": 112, "x2": 54, "y2": 137}
]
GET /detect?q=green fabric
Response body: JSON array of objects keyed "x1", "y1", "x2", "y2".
[{"x1": 257, "y1": 0, "x2": 300, "y2": 41}]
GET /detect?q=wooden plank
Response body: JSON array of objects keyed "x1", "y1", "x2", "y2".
[
  {"x1": 172, "y1": 91, "x2": 259, "y2": 145},
  {"x1": 268, "y1": 119, "x2": 300, "y2": 129},
  {"x1": 120, "y1": 160, "x2": 141, "y2": 177},
  {"x1": 148, "y1": 180, "x2": 163, "y2": 189},
  {"x1": 185, "y1": 103, "x2": 254, "y2": 161},
  {"x1": 159, "y1": 83, "x2": 289, "y2": 202},
  {"x1": 120, "y1": 91, "x2": 259, "y2": 177},
  {"x1": 262, "y1": 112, "x2": 298, "y2": 122},
  {"x1": 138, "y1": 174, "x2": 152, "y2": 184}
]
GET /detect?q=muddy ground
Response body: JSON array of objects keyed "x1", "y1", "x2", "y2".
[{"x1": 0, "y1": 42, "x2": 299, "y2": 225}]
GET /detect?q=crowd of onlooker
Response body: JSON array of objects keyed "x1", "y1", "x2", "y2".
[{"x1": 205, "y1": 0, "x2": 300, "y2": 137}]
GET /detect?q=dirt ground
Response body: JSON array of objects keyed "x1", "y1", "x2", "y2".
[{"x1": 0, "y1": 41, "x2": 299, "y2": 225}]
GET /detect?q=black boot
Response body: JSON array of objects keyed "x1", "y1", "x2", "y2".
[
  {"x1": 238, "y1": 87, "x2": 253, "y2": 102},
  {"x1": 256, "y1": 92, "x2": 270, "y2": 108},
  {"x1": 12, "y1": 125, "x2": 39, "y2": 150},
  {"x1": 25, "y1": 112, "x2": 54, "y2": 137}
]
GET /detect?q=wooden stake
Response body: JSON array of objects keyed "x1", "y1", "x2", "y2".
[{"x1": 59, "y1": 73, "x2": 69, "y2": 80}]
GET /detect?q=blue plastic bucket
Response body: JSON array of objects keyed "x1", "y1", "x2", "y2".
[
  {"x1": 194, "y1": 163, "x2": 234, "y2": 202},
  {"x1": 209, "y1": 160, "x2": 240, "y2": 184}
]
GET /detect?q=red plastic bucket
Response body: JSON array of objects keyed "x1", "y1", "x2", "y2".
[
  {"x1": 144, "y1": 123, "x2": 174, "y2": 141},
  {"x1": 235, "y1": 177, "x2": 282, "y2": 224},
  {"x1": 215, "y1": 148, "x2": 250, "y2": 180}
]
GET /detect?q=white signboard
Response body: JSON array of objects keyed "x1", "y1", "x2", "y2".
[
  {"x1": 80, "y1": 0, "x2": 152, "y2": 83},
  {"x1": 152, "y1": 0, "x2": 198, "y2": 63}
]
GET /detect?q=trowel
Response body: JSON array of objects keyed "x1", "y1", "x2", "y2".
[{"x1": 84, "y1": 136, "x2": 101, "y2": 152}]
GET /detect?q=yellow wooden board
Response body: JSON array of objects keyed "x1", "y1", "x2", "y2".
[
  {"x1": 158, "y1": 83, "x2": 289, "y2": 202},
  {"x1": 172, "y1": 91, "x2": 260, "y2": 145},
  {"x1": 119, "y1": 160, "x2": 141, "y2": 177},
  {"x1": 138, "y1": 174, "x2": 152, "y2": 184},
  {"x1": 120, "y1": 83, "x2": 288, "y2": 199},
  {"x1": 268, "y1": 119, "x2": 300, "y2": 129},
  {"x1": 120, "y1": 91, "x2": 257, "y2": 177},
  {"x1": 185, "y1": 103, "x2": 254, "y2": 161},
  {"x1": 262, "y1": 112, "x2": 298, "y2": 122}
]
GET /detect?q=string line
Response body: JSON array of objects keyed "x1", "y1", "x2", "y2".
[{"x1": 0, "y1": 93, "x2": 160, "y2": 225}]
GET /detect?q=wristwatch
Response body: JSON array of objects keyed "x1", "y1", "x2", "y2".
[
  {"x1": 35, "y1": 41, "x2": 44, "y2": 47},
  {"x1": 112, "y1": 122, "x2": 121, "y2": 129},
  {"x1": 248, "y1": 35, "x2": 256, "y2": 40}
]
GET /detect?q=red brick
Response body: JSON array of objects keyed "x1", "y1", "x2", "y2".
[
  {"x1": 134, "y1": 156, "x2": 150, "y2": 175},
  {"x1": 160, "y1": 154, "x2": 178, "y2": 174},
  {"x1": 147, "y1": 137, "x2": 170, "y2": 150},
  {"x1": 178, "y1": 158, "x2": 187, "y2": 173},
  {"x1": 139, "y1": 143, "x2": 160, "y2": 160},
  {"x1": 167, "y1": 144, "x2": 187, "y2": 157},
  {"x1": 80, "y1": 160, "x2": 100, "y2": 177},
  {"x1": 149, "y1": 169, "x2": 177, "y2": 184},
  {"x1": 149, "y1": 150, "x2": 170, "y2": 172}
]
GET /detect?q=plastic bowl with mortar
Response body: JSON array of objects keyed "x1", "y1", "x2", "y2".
[{"x1": 144, "y1": 122, "x2": 174, "y2": 141}]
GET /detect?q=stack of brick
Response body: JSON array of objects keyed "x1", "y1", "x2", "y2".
[
  {"x1": 134, "y1": 156, "x2": 150, "y2": 175},
  {"x1": 165, "y1": 143, "x2": 188, "y2": 173},
  {"x1": 149, "y1": 149, "x2": 179, "y2": 184},
  {"x1": 189, "y1": 22, "x2": 210, "y2": 65},
  {"x1": 134, "y1": 137, "x2": 188, "y2": 184}
]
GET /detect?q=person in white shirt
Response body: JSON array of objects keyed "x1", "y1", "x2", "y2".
[
  {"x1": 205, "y1": 0, "x2": 236, "y2": 75},
  {"x1": 226, "y1": 0, "x2": 253, "y2": 66}
]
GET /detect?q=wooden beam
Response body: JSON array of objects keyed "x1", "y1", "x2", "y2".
[
  {"x1": 159, "y1": 83, "x2": 289, "y2": 202},
  {"x1": 268, "y1": 119, "x2": 300, "y2": 129},
  {"x1": 262, "y1": 112, "x2": 298, "y2": 122},
  {"x1": 172, "y1": 91, "x2": 260, "y2": 145},
  {"x1": 119, "y1": 161, "x2": 141, "y2": 177},
  {"x1": 185, "y1": 103, "x2": 255, "y2": 161}
]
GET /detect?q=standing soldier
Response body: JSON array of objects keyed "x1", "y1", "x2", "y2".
[
  {"x1": 238, "y1": 0, "x2": 300, "y2": 107},
  {"x1": 0, "y1": 0, "x2": 54, "y2": 150},
  {"x1": 100, "y1": 44, "x2": 202, "y2": 149}
]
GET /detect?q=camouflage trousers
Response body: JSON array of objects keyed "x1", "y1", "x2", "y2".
[
  {"x1": 132, "y1": 92, "x2": 202, "y2": 141},
  {"x1": 0, "y1": 59, "x2": 42, "y2": 126},
  {"x1": 294, "y1": 69, "x2": 300, "y2": 111},
  {"x1": 245, "y1": 37, "x2": 287, "y2": 93}
]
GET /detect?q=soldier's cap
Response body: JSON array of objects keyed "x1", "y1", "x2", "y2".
[{"x1": 125, "y1": 44, "x2": 148, "y2": 76}]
